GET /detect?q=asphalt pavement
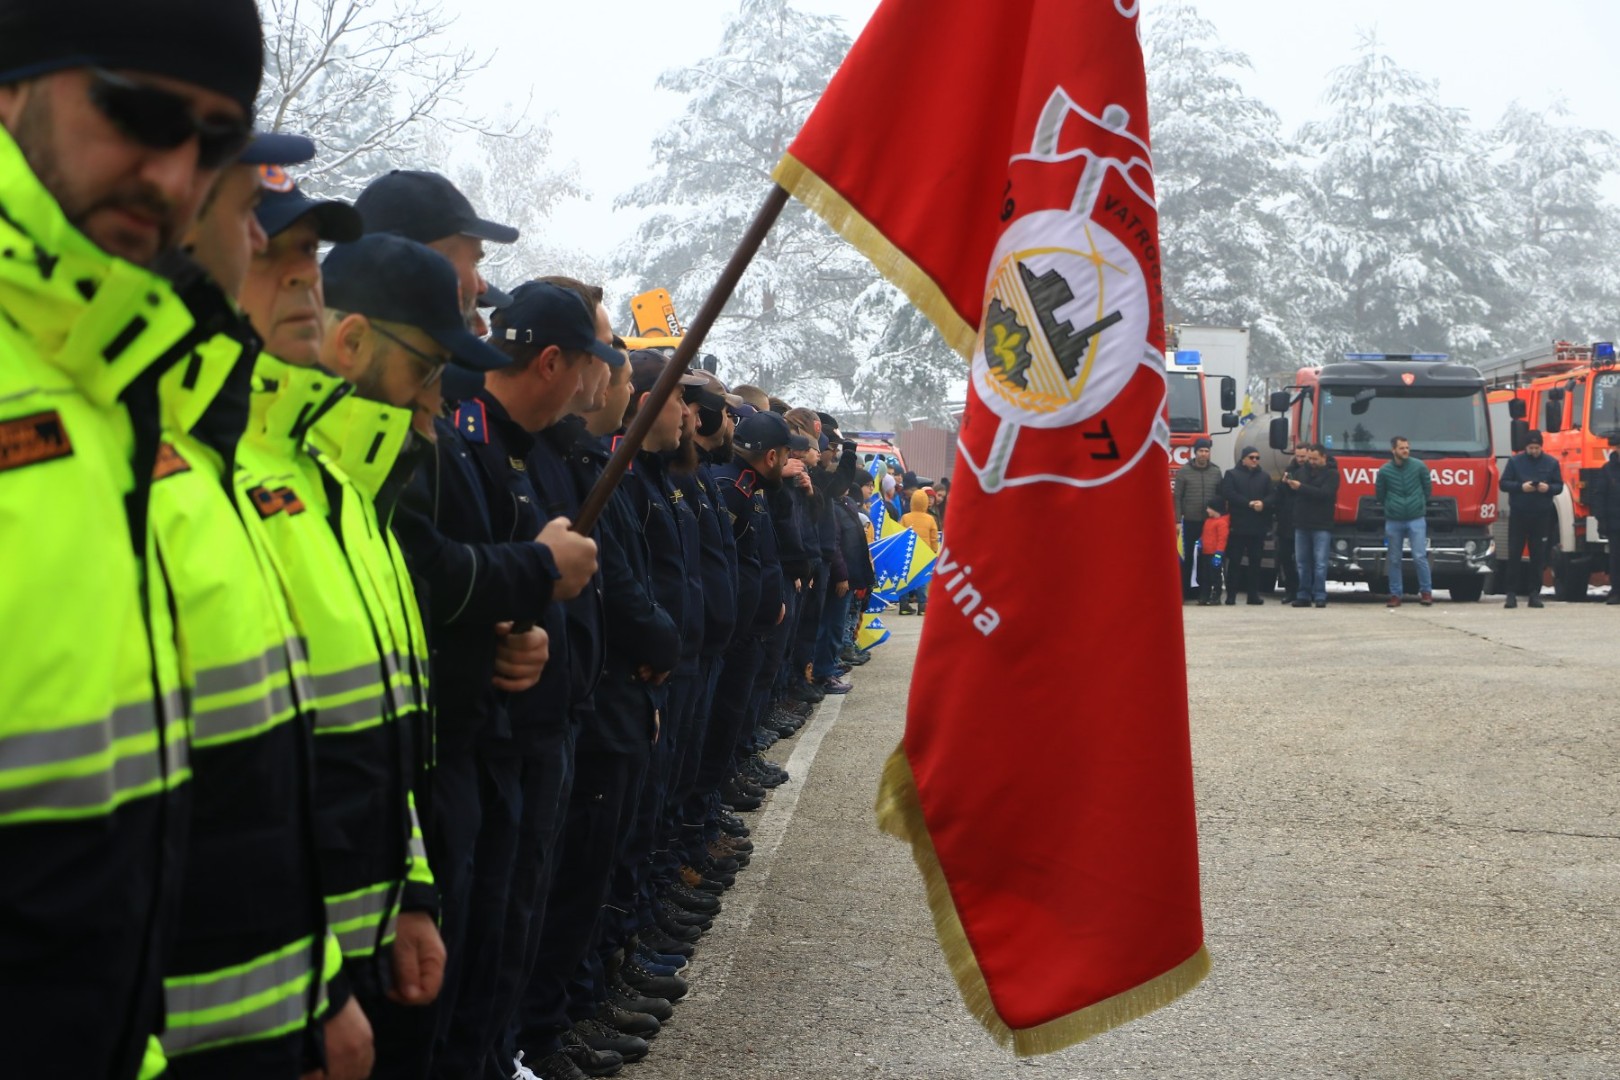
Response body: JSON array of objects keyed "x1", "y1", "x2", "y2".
[{"x1": 634, "y1": 591, "x2": 1619, "y2": 1080}]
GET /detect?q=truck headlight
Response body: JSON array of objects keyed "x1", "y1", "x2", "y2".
[
  {"x1": 1465, "y1": 541, "x2": 1477, "y2": 555},
  {"x1": 1335, "y1": 540, "x2": 1349, "y2": 553}
]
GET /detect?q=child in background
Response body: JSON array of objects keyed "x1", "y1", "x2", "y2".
[
  {"x1": 1198, "y1": 510, "x2": 1231, "y2": 606},
  {"x1": 898, "y1": 490, "x2": 940, "y2": 615}
]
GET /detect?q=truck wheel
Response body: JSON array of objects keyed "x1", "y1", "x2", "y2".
[
  {"x1": 1553, "y1": 554, "x2": 1590, "y2": 602},
  {"x1": 1448, "y1": 579, "x2": 1483, "y2": 603}
]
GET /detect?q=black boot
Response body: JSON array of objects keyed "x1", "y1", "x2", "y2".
[{"x1": 559, "y1": 1028, "x2": 625, "y2": 1078}]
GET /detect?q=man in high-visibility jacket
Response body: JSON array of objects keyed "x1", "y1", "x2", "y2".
[
  {"x1": 0, "y1": 5, "x2": 266, "y2": 1077},
  {"x1": 235, "y1": 231, "x2": 512, "y2": 1077},
  {"x1": 154, "y1": 146, "x2": 377, "y2": 1079}
]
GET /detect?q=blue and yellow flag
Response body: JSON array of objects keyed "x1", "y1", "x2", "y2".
[
  {"x1": 857, "y1": 611, "x2": 891, "y2": 651},
  {"x1": 870, "y1": 528, "x2": 937, "y2": 604}
]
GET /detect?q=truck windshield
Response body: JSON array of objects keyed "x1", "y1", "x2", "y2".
[
  {"x1": 1166, "y1": 371, "x2": 1205, "y2": 433},
  {"x1": 1317, "y1": 386, "x2": 1490, "y2": 457},
  {"x1": 1590, "y1": 372, "x2": 1620, "y2": 438}
]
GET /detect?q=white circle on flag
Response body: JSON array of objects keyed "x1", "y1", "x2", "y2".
[{"x1": 971, "y1": 209, "x2": 1151, "y2": 430}]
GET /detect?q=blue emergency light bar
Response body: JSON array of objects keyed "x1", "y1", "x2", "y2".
[
  {"x1": 1595, "y1": 341, "x2": 1616, "y2": 363},
  {"x1": 1173, "y1": 350, "x2": 1202, "y2": 366},
  {"x1": 1343, "y1": 352, "x2": 1449, "y2": 362}
]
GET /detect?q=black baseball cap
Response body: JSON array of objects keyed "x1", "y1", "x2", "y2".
[
  {"x1": 493, "y1": 282, "x2": 624, "y2": 367},
  {"x1": 630, "y1": 350, "x2": 706, "y2": 397},
  {"x1": 355, "y1": 170, "x2": 519, "y2": 245},
  {"x1": 240, "y1": 132, "x2": 315, "y2": 167},
  {"x1": 478, "y1": 284, "x2": 514, "y2": 310},
  {"x1": 321, "y1": 234, "x2": 509, "y2": 371},
  {"x1": 254, "y1": 165, "x2": 362, "y2": 242},
  {"x1": 734, "y1": 411, "x2": 794, "y2": 454},
  {"x1": 0, "y1": 0, "x2": 265, "y2": 115}
]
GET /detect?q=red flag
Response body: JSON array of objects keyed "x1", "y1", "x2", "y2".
[{"x1": 774, "y1": 0, "x2": 1207, "y2": 1056}]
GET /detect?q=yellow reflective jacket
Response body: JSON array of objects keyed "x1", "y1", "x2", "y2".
[
  {"x1": 235, "y1": 354, "x2": 434, "y2": 990},
  {"x1": 151, "y1": 331, "x2": 338, "y2": 1065},
  {"x1": 0, "y1": 122, "x2": 223, "y2": 1080}
]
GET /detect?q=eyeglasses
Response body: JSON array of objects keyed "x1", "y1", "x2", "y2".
[
  {"x1": 88, "y1": 68, "x2": 251, "y2": 169},
  {"x1": 1243, "y1": 454, "x2": 1260, "y2": 461},
  {"x1": 372, "y1": 325, "x2": 448, "y2": 389}
]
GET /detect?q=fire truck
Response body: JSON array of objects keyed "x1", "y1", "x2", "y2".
[
  {"x1": 1266, "y1": 353, "x2": 1498, "y2": 601},
  {"x1": 1475, "y1": 340, "x2": 1619, "y2": 599},
  {"x1": 1164, "y1": 347, "x2": 1239, "y2": 481}
]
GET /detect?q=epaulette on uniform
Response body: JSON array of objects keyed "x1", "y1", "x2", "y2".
[
  {"x1": 733, "y1": 468, "x2": 756, "y2": 495},
  {"x1": 455, "y1": 399, "x2": 490, "y2": 445}
]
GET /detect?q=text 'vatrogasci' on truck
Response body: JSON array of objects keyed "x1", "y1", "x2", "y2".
[{"x1": 1265, "y1": 352, "x2": 1499, "y2": 602}]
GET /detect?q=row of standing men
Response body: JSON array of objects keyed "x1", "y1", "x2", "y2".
[{"x1": 0, "y1": 6, "x2": 879, "y2": 1079}]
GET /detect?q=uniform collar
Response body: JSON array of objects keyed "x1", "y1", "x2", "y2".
[
  {"x1": 475, "y1": 389, "x2": 535, "y2": 455},
  {"x1": 0, "y1": 124, "x2": 219, "y2": 413},
  {"x1": 245, "y1": 352, "x2": 350, "y2": 459},
  {"x1": 307, "y1": 389, "x2": 416, "y2": 500}
]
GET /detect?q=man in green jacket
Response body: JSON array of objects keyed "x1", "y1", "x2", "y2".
[
  {"x1": 0, "y1": 5, "x2": 265, "y2": 1077},
  {"x1": 1375, "y1": 435, "x2": 1433, "y2": 608}
]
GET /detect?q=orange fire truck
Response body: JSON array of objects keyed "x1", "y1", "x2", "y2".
[{"x1": 1476, "y1": 340, "x2": 1619, "y2": 598}]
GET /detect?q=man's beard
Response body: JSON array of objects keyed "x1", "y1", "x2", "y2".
[
  {"x1": 16, "y1": 91, "x2": 180, "y2": 265},
  {"x1": 351, "y1": 360, "x2": 392, "y2": 405}
]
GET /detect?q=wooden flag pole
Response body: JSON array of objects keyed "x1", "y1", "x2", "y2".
[{"x1": 571, "y1": 184, "x2": 791, "y2": 536}]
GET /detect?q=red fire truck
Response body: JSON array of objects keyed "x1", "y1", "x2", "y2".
[
  {"x1": 1266, "y1": 353, "x2": 1498, "y2": 601},
  {"x1": 1165, "y1": 349, "x2": 1239, "y2": 481}
]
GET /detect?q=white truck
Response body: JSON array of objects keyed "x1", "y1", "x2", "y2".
[{"x1": 1171, "y1": 325, "x2": 1251, "y2": 466}]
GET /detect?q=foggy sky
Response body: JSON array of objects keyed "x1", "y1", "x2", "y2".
[{"x1": 441, "y1": 0, "x2": 1620, "y2": 257}]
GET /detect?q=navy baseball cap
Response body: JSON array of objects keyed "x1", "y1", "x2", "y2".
[
  {"x1": 253, "y1": 165, "x2": 362, "y2": 242},
  {"x1": 239, "y1": 132, "x2": 315, "y2": 167},
  {"x1": 478, "y1": 284, "x2": 514, "y2": 310},
  {"x1": 321, "y1": 234, "x2": 509, "y2": 372},
  {"x1": 734, "y1": 411, "x2": 794, "y2": 454},
  {"x1": 728, "y1": 401, "x2": 759, "y2": 421},
  {"x1": 496, "y1": 282, "x2": 624, "y2": 367},
  {"x1": 630, "y1": 350, "x2": 706, "y2": 397},
  {"x1": 355, "y1": 170, "x2": 519, "y2": 245}
]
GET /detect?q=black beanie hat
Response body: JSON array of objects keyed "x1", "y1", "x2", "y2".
[{"x1": 0, "y1": 0, "x2": 265, "y2": 116}]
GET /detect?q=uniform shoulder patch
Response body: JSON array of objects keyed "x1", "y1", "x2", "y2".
[
  {"x1": 247, "y1": 484, "x2": 307, "y2": 518},
  {"x1": 0, "y1": 411, "x2": 72, "y2": 473},
  {"x1": 152, "y1": 442, "x2": 192, "y2": 481},
  {"x1": 733, "y1": 468, "x2": 756, "y2": 495},
  {"x1": 455, "y1": 399, "x2": 490, "y2": 445}
]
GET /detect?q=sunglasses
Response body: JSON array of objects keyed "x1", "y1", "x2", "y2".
[
  {"x1": 88, "y1": 68, "x2": 251, "y2": 169},
  {"x1": 372, "y1": 325, "x2": 448, "y2": 389}
]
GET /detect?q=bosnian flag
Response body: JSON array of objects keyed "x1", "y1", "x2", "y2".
[{"x1": 774, "y1": 0, "x2": 1206, "y2": 1055}]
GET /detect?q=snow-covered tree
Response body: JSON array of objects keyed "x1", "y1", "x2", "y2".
[
  {"x1": 614, "y1": 0, "x2": 959, "y2": 416},
  {"x1": 1285, "y1": 39, "x2": 1505, "y2": 361},
  {"x1": 258, "y1": 0, "x2": 502, "y2": 199},
  {"x1": 614, "y1": 0, "x2": 857, "y2": 403},
  {"x1": 1484, "y1": 101, "x2": 1620, "y2": 351},
  {"x1": 1144, "y1": 3, "x2": 1297, "y2": 375},
  {"x1": 433, "y1": 125, "x2": 590, "y2": 290}
]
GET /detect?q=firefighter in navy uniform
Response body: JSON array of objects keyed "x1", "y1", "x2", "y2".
[
  {"x1": 0, "y1": 6, "x2": 266, "y2": 1077},
  {"x1": 679, "y1": 378, "x2": 743, "y2": 841},
  {"x1": 597, "y1": 352, "x2": 710, "y2": 1023},
  {"x1": 702, "y1": 407, "x2": 792, "y2": 830},
  {"x1": 555, "y1": 352, "x2": 688, "y2": 1068}
]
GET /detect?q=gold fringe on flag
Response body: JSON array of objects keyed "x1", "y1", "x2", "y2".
[
  {"x1": 771, "y1": 154, "x2": 979, "y2": 359},
  {"x1": 875, "y1": 745, "x2": 1212, "y2": 1058}
]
